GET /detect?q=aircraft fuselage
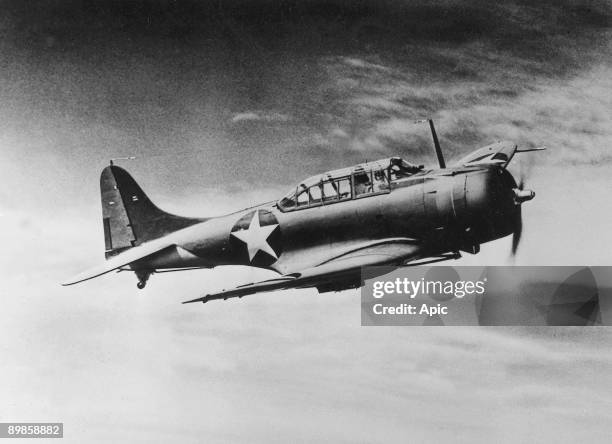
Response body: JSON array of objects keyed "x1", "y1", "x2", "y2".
[{"x1": 136, "y1": 165, "x2": 519, "y2": 276}]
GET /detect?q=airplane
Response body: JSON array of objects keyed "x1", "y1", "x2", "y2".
[{"x1": 62, "y1": 120, "x2": 544, "y2": 304}]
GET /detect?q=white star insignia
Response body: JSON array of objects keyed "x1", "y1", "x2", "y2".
[{"x1": 231, "y1": 211, "x2": 279, "y2": 262}]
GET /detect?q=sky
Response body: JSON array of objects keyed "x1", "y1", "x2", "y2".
[{"x1": 1, "y1": 0, "x2": 612, "y2": 442}]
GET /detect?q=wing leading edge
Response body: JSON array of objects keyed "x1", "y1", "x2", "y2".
[{"x1": 183, "y1": 238, "x2": 422, "y2": 304}]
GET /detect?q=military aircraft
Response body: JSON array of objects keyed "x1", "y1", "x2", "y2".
[{"x1": 63, "y1": 120, "x2": 544, "y2": 304}]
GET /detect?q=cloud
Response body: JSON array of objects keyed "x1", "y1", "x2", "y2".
[
  {"x1": 340, "y1": 57, "x2": 391, "y2": 72},
  {"x1": 231, "y1": 112, "x2": 261, "y2": 122},
  {"x1": 312, "y1": 50, "x2": 612, "y2": 164},
  {"x1": 231, "y1": 111, "x2": 291, "y2": 123}
]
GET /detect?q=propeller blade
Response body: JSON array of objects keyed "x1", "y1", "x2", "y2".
[
  {"x1": 511, "y1": 206, "x2": 523, "y2": 256},
  {"x1": 515, "y1": 148, "x2": 535, "y2": 189}
]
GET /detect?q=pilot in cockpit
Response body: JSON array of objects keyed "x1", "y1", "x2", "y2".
[
  {"x1": 388, "y1": 157, "x2": 424, "y2": 180},
  {"x1": 353, "y1": 171, "x2": 372, "y2": 195}
]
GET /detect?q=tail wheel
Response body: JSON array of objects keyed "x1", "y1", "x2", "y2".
[{"x1": 135, "y1": 270, "x2": 151, "y2": 290}]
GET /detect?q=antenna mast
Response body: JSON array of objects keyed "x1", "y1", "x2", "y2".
[
  {"x1": 109, "y1": 156, "x2": 136, "y2": 166},
  {"x1": 428, "y1": 119, "x2": 445, "y2": 169},
  {"x1": 415, "y1": 119, "x2": 446, "y2": 169}
]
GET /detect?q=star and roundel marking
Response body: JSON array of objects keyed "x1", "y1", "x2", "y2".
[{"x1": 229, "y1": 209, "x2": 282, "y2": 267}]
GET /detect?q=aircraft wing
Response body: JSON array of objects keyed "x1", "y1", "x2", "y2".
[
  {"x1": 183, "y1": 238, "x2": 422, "y2": 304},
  {"x1": 62, "y1": 239, "x2": 175, "y2": 286}
]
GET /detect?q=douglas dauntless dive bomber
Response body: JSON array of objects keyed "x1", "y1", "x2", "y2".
[{"x1": 63, "y1": 121, "x2": 544, "y2": 304}]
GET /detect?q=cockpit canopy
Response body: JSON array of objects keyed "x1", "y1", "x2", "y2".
[{"x1": 278, "y1": 157, "x2": 423, "y2": 211}]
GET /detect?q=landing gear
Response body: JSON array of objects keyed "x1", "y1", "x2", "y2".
[{"x1": 135, "y1": 270, "x2": 151, "y2": 289}]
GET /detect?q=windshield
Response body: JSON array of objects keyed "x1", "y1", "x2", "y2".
[{"x1": 389, "y1": 157, "x2": 422, "y2": 180}]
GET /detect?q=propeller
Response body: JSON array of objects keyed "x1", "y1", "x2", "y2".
[
  {"x1": 511, "y1": 205, "x2": 522, "y2": 256},
  {"x1": 510, "y1": 168, "x2": 533, "y2": 256},
  {"x1": 508, "y1": 145, "x2": 544, "y2": 257}
]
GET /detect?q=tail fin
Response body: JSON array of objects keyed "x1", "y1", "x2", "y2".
[{"x1": 100, "y1": 165, "x2": 205, "y2": 258}]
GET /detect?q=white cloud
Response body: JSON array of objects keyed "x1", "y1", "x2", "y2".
[
  {"x1": 231, "y1": 111, "x2": 291, "y2": 123},
  {"x1": 340, "y1": 57, "x2": 391, "y2": 72}
]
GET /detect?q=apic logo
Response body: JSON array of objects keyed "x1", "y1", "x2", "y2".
[{"x1": 229, "y1": 209, "x2": 282, "y2": 267}]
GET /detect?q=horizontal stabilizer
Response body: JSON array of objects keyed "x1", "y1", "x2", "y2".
[{"x1": 62, "y1": 238, "x2": 175, "y2": 286}]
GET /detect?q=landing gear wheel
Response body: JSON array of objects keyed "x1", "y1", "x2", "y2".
[{"x1": 135, "y1": 270, "x2": 151, "y2": 290}]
